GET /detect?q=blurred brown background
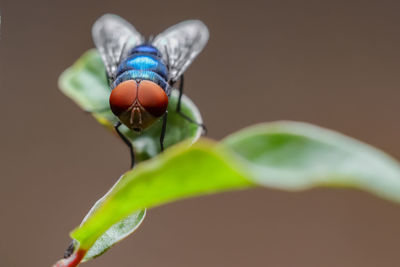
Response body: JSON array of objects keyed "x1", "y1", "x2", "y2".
[{"x1": 1, "y1": 0, "x2": 400, "y2": 266}]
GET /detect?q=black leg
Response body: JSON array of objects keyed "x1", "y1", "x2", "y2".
[
  {"x1": 176, "y1": 75, "x2": 184, "y2": 113},
  {"x1": 176, "y1": 75, "x2": 207, "y2": 134},
  {"x1": 160, "y1": 111, "x2": 168, "y2": 151},
  {"x1": 115, "y1": 121, "x2": 135, "y2": 169},
  {"x1": 63, "y1": 241, "x2": 75, "y2": 259}
]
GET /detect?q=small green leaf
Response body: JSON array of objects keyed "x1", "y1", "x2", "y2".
[
  {"x1": 70, "y1": 121, "x2": 400, "y2": 252},
  {"x1": 59, "y1": 49, "x2": 203, "y2": 161}
]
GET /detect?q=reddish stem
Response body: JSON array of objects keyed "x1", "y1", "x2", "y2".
[{"x1": 52, "y1": 249, "x2": 87, "y2": 267}]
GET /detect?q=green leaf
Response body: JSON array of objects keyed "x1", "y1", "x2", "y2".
[
  {"x1": 59, "y1": 49, "x2": 203, "y2": 161},
  {"x1": 58, "y1": 49, "x2": 204, "y2": 261},
  {"x1": 70, "y1": 121, "x2": 400, "y2": 251}
]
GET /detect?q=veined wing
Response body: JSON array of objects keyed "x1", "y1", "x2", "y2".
[
  {"x1": 92, "y1": 14, "x2": 144, "y2": 80},
  {"x1": 152, "y1": 20, "x2": 209, "y2": 83}
]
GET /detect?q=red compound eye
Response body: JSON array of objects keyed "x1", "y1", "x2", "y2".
[
  {"x1": 109, "y1": 80, "x2": 138, "y2": 116},
  {"x1": 137, "y1": 80, "x2": 168, "y2": 117}
]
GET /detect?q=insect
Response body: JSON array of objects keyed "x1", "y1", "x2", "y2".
[{"x1": 92, "y1": 14, "x2": 209, "y2": 168}]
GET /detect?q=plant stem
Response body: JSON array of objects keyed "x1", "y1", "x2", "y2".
[{"x1": 52, "y1": 248, "x2": 87, "y2": 267}]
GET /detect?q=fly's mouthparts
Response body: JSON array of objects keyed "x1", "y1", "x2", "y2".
[{"x1": 130, "y1": 106, "x2": 143, "y2": 126}]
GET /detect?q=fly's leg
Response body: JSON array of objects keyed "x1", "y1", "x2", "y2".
[
  {"x1": 160, "y1": 111, "x2": 168, "y2": 151},
  {"x1": 115, "y1": 121, "x2": 135, "y2": 169},
  {"x1": 63, "y1": 241, "x2": 75, "y2": 259},
  {"x1": 176, "y1": 75, "x2": 207, "y2": 134}
]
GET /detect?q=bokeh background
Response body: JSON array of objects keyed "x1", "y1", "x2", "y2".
[{"x1": 1, "y1": 0, "x2": 400, "y2": 266}]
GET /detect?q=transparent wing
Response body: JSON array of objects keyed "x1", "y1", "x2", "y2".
[
  {"x1": 152, "y1": 20, "x2": 209, "y2": 82},
  {"x1": 92, "y1": 14, "x2": 144, "y2": 79}
]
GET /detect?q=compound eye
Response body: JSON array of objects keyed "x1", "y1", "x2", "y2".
[
  {"x1": 137, "y1": 80, "x2": 168, "y2": 117},
  {"x1": 109, "y1": 80, "x2": 138, "y2": 116}
]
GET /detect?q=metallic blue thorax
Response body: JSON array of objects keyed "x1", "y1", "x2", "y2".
[{"x1": 113, "y1": 44, "x2": 170, "y2": 92}]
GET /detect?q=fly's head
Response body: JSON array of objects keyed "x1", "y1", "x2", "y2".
[{"x1": 109, "y1": 80, "x2": 168, "y2": 132}]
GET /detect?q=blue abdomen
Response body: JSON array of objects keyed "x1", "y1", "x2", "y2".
[{"x1": 113, "y1": 44, "x2": 169, "y2": 92}]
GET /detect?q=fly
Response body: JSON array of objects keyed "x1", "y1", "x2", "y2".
[{"x1": 92, "y1": 14, "x2": 209, "y2": 168}]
